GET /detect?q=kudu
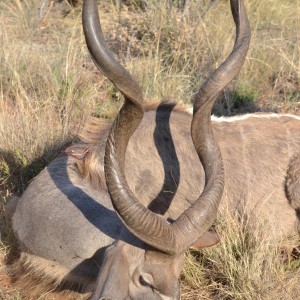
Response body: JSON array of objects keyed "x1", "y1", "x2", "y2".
[{"x1": 10, "y1": 0, "x2": 300, "y2": 299}]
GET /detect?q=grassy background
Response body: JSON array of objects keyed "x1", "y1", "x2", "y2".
[{"x1": 0, "y1": 0, "x2": 299, "y2": 298}]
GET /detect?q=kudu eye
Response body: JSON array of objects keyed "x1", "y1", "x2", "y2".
[{"x1": 139, "y1": 275, "x2": 153, "y2": 289}]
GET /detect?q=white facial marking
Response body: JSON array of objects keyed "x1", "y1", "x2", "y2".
[{"x1": 187, "y1": 106, "x2": 193, "y2": 115}]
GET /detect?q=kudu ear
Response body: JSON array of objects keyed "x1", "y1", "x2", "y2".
[
  {"x1": 65, "y1": 144, "x2": 91, "y2": 160},
  {"x1": 190, "y1": 230, "x2": 220, "y2": 249}
]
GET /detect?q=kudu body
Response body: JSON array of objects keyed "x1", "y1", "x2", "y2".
[{"x1": 11, "y1": 0, "x2": 300, "y2": 299}]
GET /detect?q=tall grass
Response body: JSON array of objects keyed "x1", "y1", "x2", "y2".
[
  {"x1": 0, "y1": 0, "x2": 299, "y2": 298},
  {"x1": 0, "y1": 0, "x2": 299, "y2": 165},
  {"x1": 112, "y1": 0, "x2": 299, "y2": 113},
  {"x1": 181, "y1": 206, "x2": 300, "y2": 300}
]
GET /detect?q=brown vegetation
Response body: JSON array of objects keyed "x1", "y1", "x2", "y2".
[{"x1": 0, "y1": 0, "x2": 299, "y2": 299}]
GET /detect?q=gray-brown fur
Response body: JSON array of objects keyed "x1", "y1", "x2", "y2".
[
  {"x1": 286, "y1": 154, "x2": 300, "y2": 212},
  {"x1": 11, "y1": 107, "x2": 300, "y2": 298},
  {"x1": 10, "y1": 0, "x2": 290, "y2": 298},
  {"x1": 76, "y1": 109, "x2": 300, "y2": 236}
]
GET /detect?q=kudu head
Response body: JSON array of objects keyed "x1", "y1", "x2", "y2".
[{"x1": 82, "y1": 0, "x2": 250, "y2": 299}]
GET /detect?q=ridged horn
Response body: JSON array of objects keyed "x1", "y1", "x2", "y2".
[
  {"x1": 171, "y1": 0, "x2": 251, "y2": 249},
  {"x1": 82, "y1": 0, "x2": 251, "y2": 255}
]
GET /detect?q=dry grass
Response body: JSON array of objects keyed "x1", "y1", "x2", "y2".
[
  {"x1": 0, "y1": 0, "x2": 299, "y2": 298},
  {"x1": 181, "y1": 207, "x2": 300, "y2": 300}
]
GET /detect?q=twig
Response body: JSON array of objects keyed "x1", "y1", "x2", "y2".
[
  {"x1": 201, "y1": 0, "x2": 219, "y2": 19},
  {"x1": 38, "y1": 0, "x2": 55, "y2": 29}
]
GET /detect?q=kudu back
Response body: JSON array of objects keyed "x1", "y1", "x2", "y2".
[{"x1": 11, "y1": 0, "x2": 300, "y2": 299}]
